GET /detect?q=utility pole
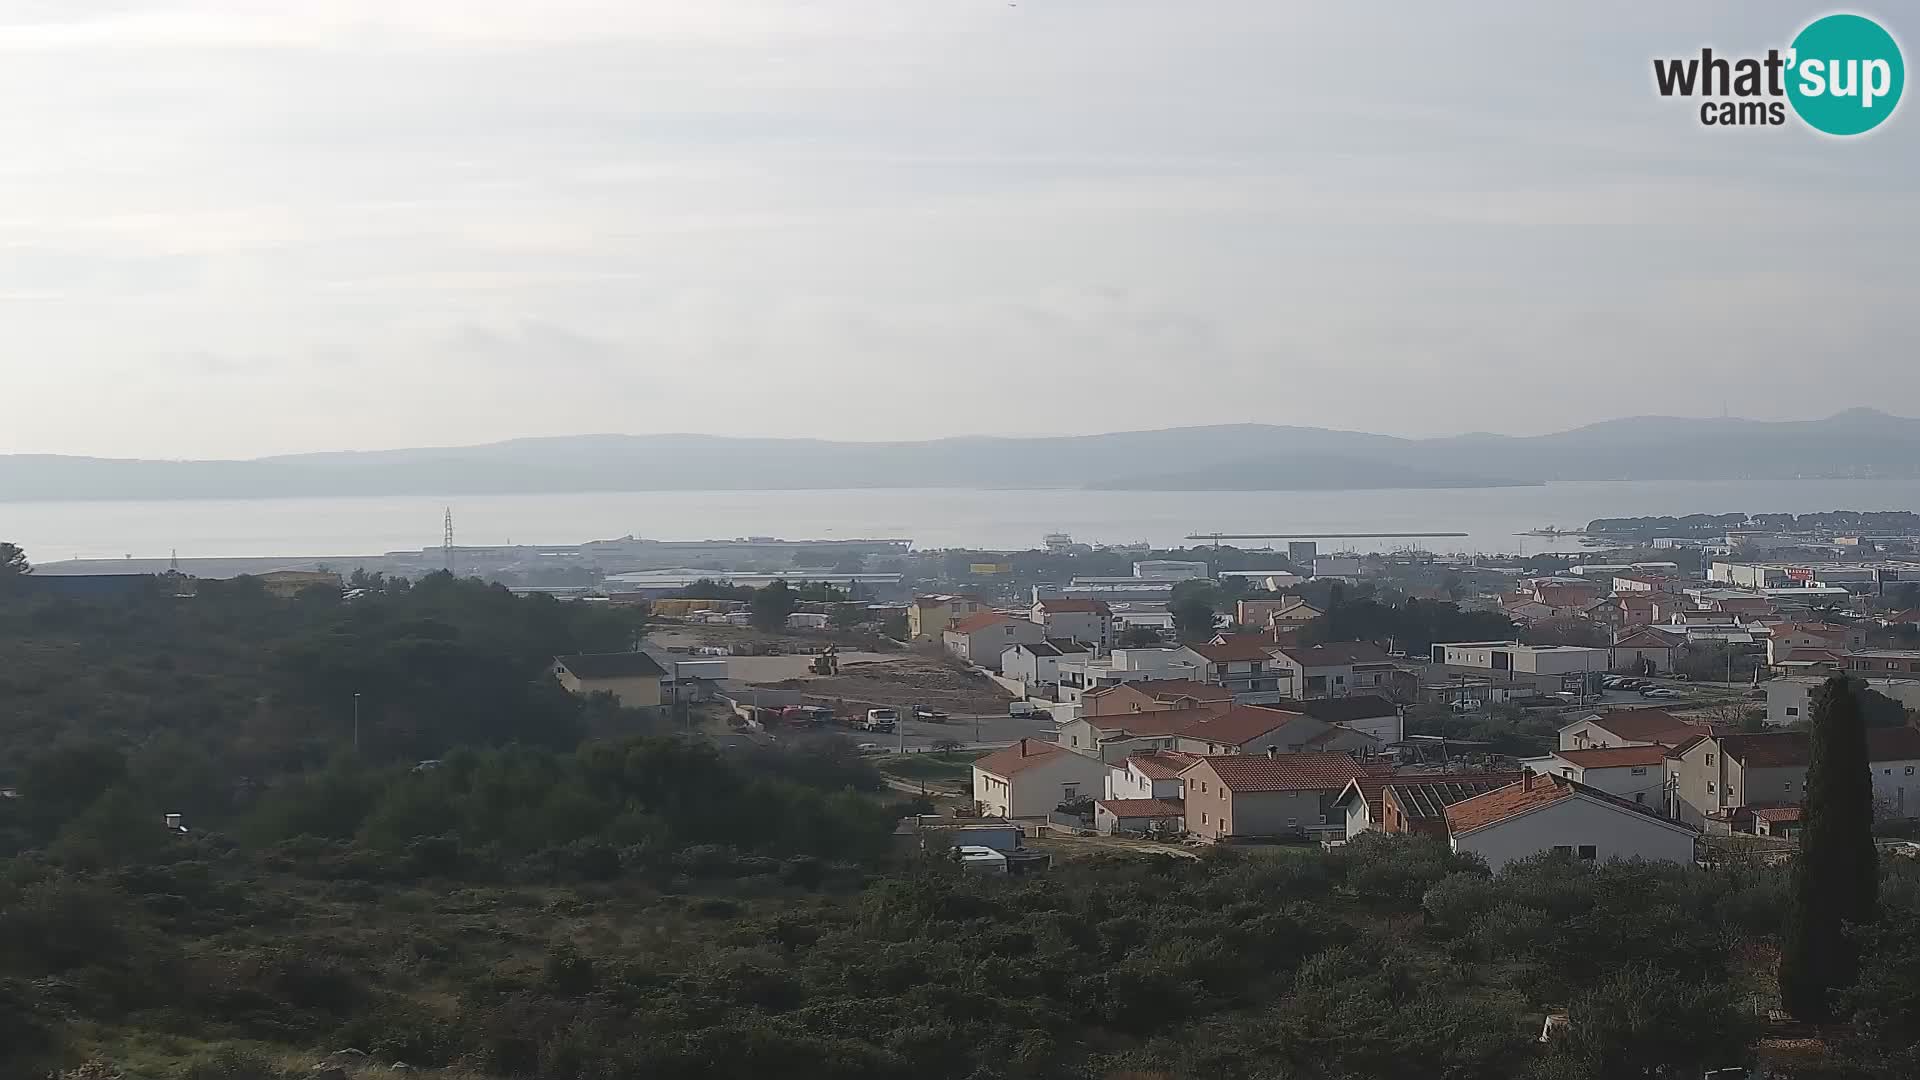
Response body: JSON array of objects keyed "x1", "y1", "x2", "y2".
[
  {"x1": 443, "y1": 508, "x2": 454, "y2": 574},
  {"x1": 352, "y1": 692, "x2": 361, "y2": 753}
]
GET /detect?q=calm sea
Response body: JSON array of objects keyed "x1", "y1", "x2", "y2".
[{"x1": 6, "y1": 479, "x2": 1920, "y2": 562}]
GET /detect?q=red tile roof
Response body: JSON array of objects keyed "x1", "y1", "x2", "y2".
[
  {"x1": 1581, "y1": 709, "x2": 1699, "y2": 746},
  {"x1": 1749, "y1": 805, "x2": 1802, "y2": 823},
  {"x1": 1273, "y1": 641, "x2": 1392, "y2": 668},
  {"x1": 1869, "y1": 726, "x2": 1920, "y2": 761},
  {"x1": 1127, "y1": 750, "x2": 1201, "y2": 779},
  {"x1": 974, "y1": 738, "x2": 1076, "y2": 779},
  {"x1": 1037, "y1": 599, "x2": 1112, "y2": 615},
  {"x1": 1443, "y1": 775, "x2": 1572, "y2": 832},
  {"x1": 1186, "y1": 752, "x2": 1374, "y2": 793},
  {"x1": 1096, "y1": 797, "x2": 1185, "y2": 818},
  {"x1": 1718, "y1": 731, "x2": 1808, "y2": 768},
  {"x1": 1109, "y1": 678, "x2": 1233, "y2": 703},
  {"x1": 1185, "y1": 638, "x2": 1277, "y2": 663},
  {"x1": 1444, "y1": 773, "x2": 1689, "y2": 836},
  {"x1": 1552, "y1": 746, "x2": 1671, "y2": 769},
  {"x1": 1180, "y1": 705, "x2": 1312, "y2": 748},
  {"x1": 1087, "y1": 705, "x2": 1225, "y2": 737},
  {"x1": 948, "y1": 611, "x2": 1017, "y2": 635}
]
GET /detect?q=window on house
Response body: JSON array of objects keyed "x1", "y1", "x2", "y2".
[
  {"x1": 1062, "y1": 785, "x2": 1078, "y2": 800},
  {"x1": 1785, "y1": 781, "x2": 1793, "y2": 791},
  {"x1": 1708, "y1": 782, "x2": 1716, "y2": 793},
  {"x1": 1706, "y1": 753, "x2": 1714, "y2": 766},
  {"x1": 1907, "y1": 767, "x2": 1915, "y2": 776},
  {"x1": 1551, "y1": 845, "x2": 1573, "y2": 856},
  {"x1": 1577, "y1": 845, "x2": 1598, "y2": 861},
  {"x1": 1286, "y1": 818, "x2": 1297, "y2": 829},
  {"x1": 1201, "y1": 812, "x2": 1208, "y2": 824},
  {"x1": 1630, "y1": 766, "x2": 1647, "y2": 776},
  {"x1": 1318, "y1": 814, "x2": 1328, "y2": 825},
  {"x1": 1787, "y1": 707, "x2": 1799, "y2": 716},
  {"x1": 1634, "y1": 792, "x2": 1646, "y2": 804}
]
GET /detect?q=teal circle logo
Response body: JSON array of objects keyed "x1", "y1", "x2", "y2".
[{"x1": 1786, "y1": 14, "x2": 1904, "y2": 135}]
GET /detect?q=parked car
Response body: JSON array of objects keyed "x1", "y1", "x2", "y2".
[
  {"x1": 863, "y1": 708, "x2": 898, "y2": 732},
  {"x1": 912, "y1": 704, "x2": 949, "y2": 721},
  {"x1": 1009, "y1": 700, "x2": 1046, "y2": 718},
  {"x1": 1641, "y1": 687, "x2": 1681, "y2": 699},
  {"x1": 855, "y1": 742, "x2": 883, "y2": 755},
  {"x1": 1449, "y1": 699, "x2": 1482, "y2": 713}
]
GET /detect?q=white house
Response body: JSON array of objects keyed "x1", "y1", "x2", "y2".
[
  {"x1": 1057, "y1": 647, "x2": 1202, "y2": 704},
  {"x1": 1442, "y1": 773, "x2": 1698, "y2": 872},
  {"x1": 1103, "y1": 750, "x2": 1198, "y2": 800},
  {"x1": 1000, "y1": 639, "x2": 1090, "y2": 692},
  {"x1": 1520, "y1": 745, "x2": 1670, "y2": 808},
  {"x1": 971, "y1": 738, "x2": 1113, "y2": 819},
  {"x1": 1031, "y1": 598, "x2": 1116, "y2": 649},
  {"x1": 943, "y1": 612, "x2": 1045, "y2": 671},
  {"x1": 1556, "y1": 709, "x2": 1698, "y2": 751}
]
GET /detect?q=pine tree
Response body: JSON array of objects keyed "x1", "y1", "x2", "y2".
[{"x1": 1779, "y1": 675, "x2": 1879, "y2": 1020}]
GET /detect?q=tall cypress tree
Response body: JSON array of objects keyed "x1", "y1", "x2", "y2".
[{"x1": 1779, "y1": 676, "x2": 1879, "y2": 1020}]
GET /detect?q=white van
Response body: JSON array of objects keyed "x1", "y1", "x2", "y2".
[{"x1": 1008, "y1": 700, "x2": 1048, "y2": 719}]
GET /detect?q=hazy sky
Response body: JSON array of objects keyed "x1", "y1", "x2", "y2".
[{"x1": 4, "y1": 1, "x2": 1916, "y2": 458}]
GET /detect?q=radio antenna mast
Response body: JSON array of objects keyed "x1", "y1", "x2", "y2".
[{"x1": 443, "y1": 508, "x2": 454, "y2": 574}]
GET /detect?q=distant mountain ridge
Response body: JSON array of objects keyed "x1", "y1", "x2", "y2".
[{"x1": 4, "y1": 409, "x2": 1919, "y2": 500}]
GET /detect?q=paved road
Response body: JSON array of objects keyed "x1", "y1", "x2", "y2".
[{"x1": 840, "y1": 712, "x2": 1058, "y2": 753}]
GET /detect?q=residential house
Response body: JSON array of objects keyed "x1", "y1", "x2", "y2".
[
  {"x1": 1269, "y1": 695, "x2": 1406, "y2": 744},
  {"x1": 1094, "y1": 798, "x2": 1186, "y2": 835},
  {"x1": 971, "y1": 739, "x2": 1112, "y2": 819},
  {"x1": 909, "y1": 594, "x2": 990, "y2": 642},
  {"x1": 1267, "y1": 597, "x2": 1327, "y2": 627},
  {"x1": 1054, "y1": 647, "x2": 1201, "y2": 704},
  {"x1": 1172, "y1": 706, "x2": 1378, "y2": 758},
  {"x1": 1843, "y1": 650, "x2": 1920, "y2": 682},
  {"x1": 1001, "y1": 639, "x2": 1090, "y2": 693},
  {"x1": 1766, "y1": 622, "x2": 1867, "y2": 665},
  {"x1": 1031, "y1": 598, "x2": 1115, "y2": 650},
  {"x1": 943, "y1": 612, "x2": 1045, "y2": 670},
  {"x1": 1056, "y1": 706, "x2": 1227, "y2": 762},
  {"x1": 1522, "y1": 746, "x2": 1669, "y2": 808},
  {"x1": 1765, "y1": 675, "x2": 1920, "y2": 727},
  {"x1": 1443, "y1": 773, "x2": 1698, "y2": 872},
  {"x1": 1668, "y1": 726, "x2": 1920, "y2": 828},
  {"x1": 1083, "y1": 679, "x2": 1233, "y2": 716},
  {"x1": 1335, "y1": 771, "x2": 1524, "y2": 839},
  {"x1": 1269, "y1": 642, "x2": 1398, "y2": 699},
  {"x1": 1609, "y1": 627, "x2": 1682, "y2": 675},
  {"x1": 1173, "y1": 639, "x2": 1291, "y2": 703},
  {"x1": 1179, "y1": 752, "x2": 1377, "y2": 841},
  {"x1": 552, "y1": 652, "x2": 666, "y2": 710},
  {"x1": 1557, "y1": 709, "x2": 1702, "y2": 752},
  {"x1": 1104, "y1": 750, "x2": 1199, "y2": 800}
]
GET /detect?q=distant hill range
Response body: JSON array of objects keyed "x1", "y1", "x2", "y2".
[{"x1": 5, "y1": 408, "x2": 1920, "y2": 500}]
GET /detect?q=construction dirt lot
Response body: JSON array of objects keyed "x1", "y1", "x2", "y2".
[{"x1": 757, "y1": 653, "x2": 1014, "y2": 716}]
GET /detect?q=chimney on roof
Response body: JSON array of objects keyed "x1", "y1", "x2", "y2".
[
  {"x1": 1523, "y1": 771, "x2": 1535, "y2": 791},
  {"x1": 1266, "y1": 745, "x2": 1278, "y2": 758}
]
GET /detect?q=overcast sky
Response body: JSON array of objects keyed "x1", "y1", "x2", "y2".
[{"x1": 4, "y1": 1, "x2": 1916, "y2": 458}]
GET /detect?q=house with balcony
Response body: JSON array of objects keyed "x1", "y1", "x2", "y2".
[
  {"x1": 1172, "y1": 638, "x2": 1291, "y2": 703},
  {"x1": 1269, "y1": 642, "x2": 1398, "y2": 699}
]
